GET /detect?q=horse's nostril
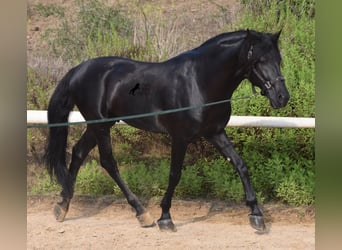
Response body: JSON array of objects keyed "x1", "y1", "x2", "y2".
[
  {"x1": 278, "y1": 93, "x2": 290, "y2": 105},
  {"x1": 275, "y1": 76, "x2": 285, "y2": 83}
]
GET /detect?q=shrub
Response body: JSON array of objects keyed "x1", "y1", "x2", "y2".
[
  {"x1": 276, "y1": 162, "x2": 315, "y2": 205},
  {"x1": 45, "y1": 0, "x2": 136, "y2": 62},
  {"x1": 30, "y1": 171, "x2": 60, "y2": 194},
  {"x1": 75, "y1": 160, "x2": 114, "y2": 196}
]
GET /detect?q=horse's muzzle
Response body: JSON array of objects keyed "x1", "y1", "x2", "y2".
[
  {"x1": 269, "y1": 89, "x2": 290, "y2": 109},
  {"x1": 265, "y1": 78, "x2": 290, "y2": 109}
]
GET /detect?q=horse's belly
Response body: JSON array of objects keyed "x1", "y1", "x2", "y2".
[{"x1": 123, "y1": 117, "x2": 168, "y2": 134}]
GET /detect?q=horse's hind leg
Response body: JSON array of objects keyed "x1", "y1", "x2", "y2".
[
  {"x1": 54, "y1": 128, "x2": 96, "y2": 222},
  {"x1": 93, "y1": 125, "x2": 155, "y2": 227},
  {"x1": 205, "y1": 131, "x2": 266, "y2": 232}
]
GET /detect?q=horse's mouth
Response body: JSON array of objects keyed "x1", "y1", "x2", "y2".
[
  {"x1": 270, "y1": 100, "x2": 283, "y2": 109},
  {"x1": 263, "y1": 89, "x2": 289, "y2": 109},
  {"x1": 269, "y1": 95, "x2": 289, "y2": 109}
]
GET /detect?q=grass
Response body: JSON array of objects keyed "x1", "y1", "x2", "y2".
[
  {"x1": 32, "y1": 2, "x2": 65, "y2": 18},
  {"x1": 30, "y1": 138, "x2": 314, "y2": 205},
  {"x1": 27, "y1": 0, "x2": 315, "y2": 206},
  {"x1": 29, "y1": 126, "x2": 314, "y2": 205}
]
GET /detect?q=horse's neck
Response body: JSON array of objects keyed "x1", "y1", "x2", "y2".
[{"x1": 198, "y1": 44, "x2": 246, "y2": 100}]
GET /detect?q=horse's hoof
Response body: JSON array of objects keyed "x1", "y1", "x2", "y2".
[
  {"x1": 249, "y1": 215, "x2": 266, "y2": 232},
  {"x1": 54, "y1": 203, "x2": 68, "y2": 222},
  {"x1": 157, "y1": 219, "x2": 177, "y2": 232},
  {"x1": 137, "y1": 212, "x2": 156, "y2": 228}
]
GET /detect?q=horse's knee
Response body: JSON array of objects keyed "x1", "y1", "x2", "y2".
[
  {"x1": 71, "y1": 144, "x2": 88, "y2": 162},
  {"x1": 100, "y1": 157, "x2": 118, "y2": 172},
  {"x1": 231, "y1": 156, "x2": 248, "y2": 175},
  {"x1": 71, "y1": 148, "x2": 81, "y2": 165}
]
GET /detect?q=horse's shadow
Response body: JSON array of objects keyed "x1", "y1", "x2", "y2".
[
  {"x1": 62, "y1": 197, "x2": 272, "y2": 234},
  {"x1": 62, "y1": 195, "x2": 127, "y2": 222},
  {"x1": 174, "y1": 202, "x2": 272, "y2": 234}
]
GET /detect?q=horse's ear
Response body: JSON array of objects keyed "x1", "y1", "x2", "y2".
[
  {"x1": 246, "y1": 28, "x2": 256, "y2": 46},
  {"x1": 274, "y1": 29, "x2": 282, "y2": 41},
  {"x1": 246, "y1": 29, "x2": 253, "y2": 43}
]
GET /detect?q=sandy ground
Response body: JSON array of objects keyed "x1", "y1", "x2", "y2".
[{"x1": 27, "y1": 196, "x2": 315, "y2": 249}]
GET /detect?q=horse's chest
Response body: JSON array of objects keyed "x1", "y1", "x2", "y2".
[{"x1": 199, "y1": 107, "x2": 231, "y2": 133}]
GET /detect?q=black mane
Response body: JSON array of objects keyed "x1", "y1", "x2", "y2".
[{"x1": 198, "y1": 30, "x2": 248, "y2": 47}]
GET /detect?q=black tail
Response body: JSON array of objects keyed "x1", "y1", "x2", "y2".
[{"x1": 44, "y1": 67, "x2": 76, "y2": 196}]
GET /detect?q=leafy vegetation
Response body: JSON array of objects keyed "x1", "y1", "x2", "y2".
[{"x1": 27, "y1": 0, "x2": 315, "y2": 206}]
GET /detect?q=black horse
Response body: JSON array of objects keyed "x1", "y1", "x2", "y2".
[{"x1": 45, "y1": 29, "x2": 289, "y2": 232}]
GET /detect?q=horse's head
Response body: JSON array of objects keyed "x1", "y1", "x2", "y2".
[{"x1": 244, "y1": 30, "x2": 290, "y2": 109}]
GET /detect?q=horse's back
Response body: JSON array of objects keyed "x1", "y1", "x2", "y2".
[
  {"x1": 66, "y1": 57, "x2": 167, "y2": 131},
  {"x1": 67, "y1": 55, "x2": 223, "y2": 136}
]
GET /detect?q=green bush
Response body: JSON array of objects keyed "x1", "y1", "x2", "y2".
[
  {"x1": 276, "y1": 162, "x2": 315, "y2": 205},
  {"x1": 75, "y1": 160, "x2": 114, "y2": 196},
  {"x1": 29, "y1": 160, "x2": 115, "y2": 196},
  {"x1": 201, "y1": 158, "x2": 241, "y2": 202},
  {"x1": 45, "y1": 0, "x2": 139, "y2": 62},
  {"x1": 177, "y1": 164, "x2": 204, "y2": 198},
  {"x1": 30, "y1": 171, "x2": 60, "y2": 194},
  {"x1": 118, "y1": 160, "x2": 169, "y2": 198},
  {"x1": 27, "y1": 67, "x2": 56, "y2": 110}
]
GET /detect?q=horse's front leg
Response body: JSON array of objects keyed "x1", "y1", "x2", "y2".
[
  {"x1": 205, "y1": 130, "x2": 266, "y2": 232},
  {"x1": 158, "y1": 137, "x2": 188, "y2": 232}
]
